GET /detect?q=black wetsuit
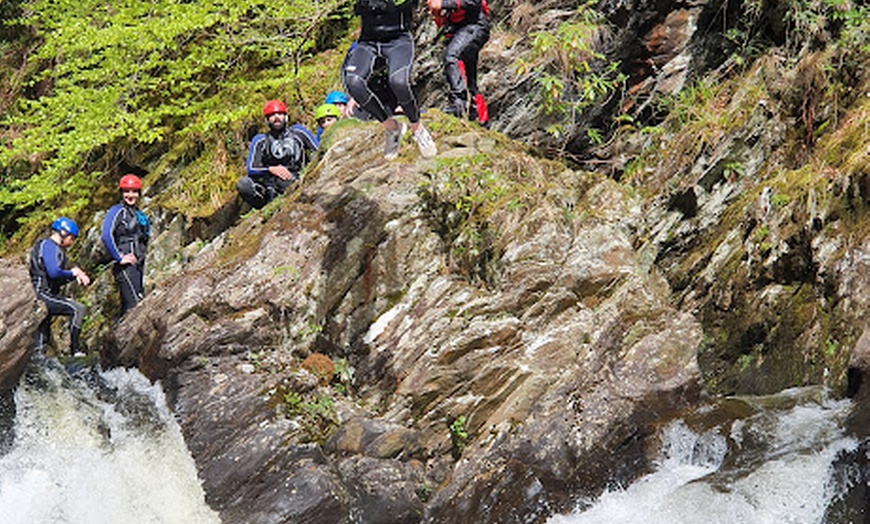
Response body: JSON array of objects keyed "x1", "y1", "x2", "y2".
[
  {"x1": 436, "y1": 0, "x2": 490, "y2": 119},
  {"x1": 29, "y1": 237, "x2": 85, "y2": 354},
  {"x1": 341, "y1": 41, "x2": 399, "y2": 121},
  {"x1": 239, "y1": 123, "x2": 318, "y2": 209},
  {"x1": 343, "y1": 0, "x2": 421, "y2": 124},
  {"x1": 101, "y1": 202, "x2": 150, "y2": 318}
]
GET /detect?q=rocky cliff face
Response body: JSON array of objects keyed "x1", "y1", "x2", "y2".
[
  {"x1": 102, "y1": 123, "x2": 703, "y2": 523},
  {"x1": 422, "y1": 0, "x2": 736, "y2": 158},
  {"x1": 1, "y1": 105, "x2": 863, "y2": 522}
]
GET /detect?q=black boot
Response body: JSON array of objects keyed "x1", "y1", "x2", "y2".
[
  {"x1": 467, "y1": 103, "x2": 478, "y2": 123},
  {"x1": 443, "y1": 98, "x2": 468, "y2": 119},
  {"x1": 70, "y1": 326, "x2": 84, "y2": 357}
]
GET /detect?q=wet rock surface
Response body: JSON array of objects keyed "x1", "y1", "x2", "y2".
[{"x1": 89, "y1": 123, "x2": 701, "y2": 523}]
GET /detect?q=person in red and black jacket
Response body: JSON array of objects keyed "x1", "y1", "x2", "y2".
[{"x1": 428, "y1": 0, "x2": 490, "y2": 123}]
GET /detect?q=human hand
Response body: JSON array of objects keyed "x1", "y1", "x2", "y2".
[
  {"x1": 269, "y1": 165, "x2": 294, "y2": 181},
  {"x1": 71, "y1": 267, "x2": 90, "y2": 287},
  {"x1": 346, "y1": 98, "x2": 359, "y2": 117},
  {"x1": 121, "y1": 253, "x2": 138, "y2": 265},
  {"x1": 427, "y1": 0, "x2": 443, "y2": 13}
]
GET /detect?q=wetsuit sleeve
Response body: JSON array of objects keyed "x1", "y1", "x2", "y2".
[
  {"x1": 291, "y1": 124, "x2": 320, "y2": 152},
  {"x1": 246, "y1": 134, "x2": 270, "y2": 179},
  {"x1": 41, "y1": 239, "x2": 74, "y2": 281},
  {"x1": 101, "y1": 204, "x2": 124, "y2": 262}
]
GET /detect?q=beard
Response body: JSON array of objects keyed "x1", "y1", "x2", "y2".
[{"x1": 268, "y1": 115, "x2": 287, "y2": 134}]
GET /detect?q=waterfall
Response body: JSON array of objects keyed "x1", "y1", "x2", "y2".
[
  {"x1": 0, "y1": 360, "x2": 220, "y2": 524},
  {"x1": 549, "y1": 387, "x2": 859, "y2": 524}
]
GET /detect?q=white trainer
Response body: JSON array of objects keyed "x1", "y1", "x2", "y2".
[{"x1": 412, "y1": 124, "x2": 437, "y2": 158}]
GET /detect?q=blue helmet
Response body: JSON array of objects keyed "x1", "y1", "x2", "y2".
[
  {"x1": 51, "y1": 217, "x2": 79, "y2": 238},
  {"x1": 325, "y1": 91, "x2": 349, "y2": 105}
]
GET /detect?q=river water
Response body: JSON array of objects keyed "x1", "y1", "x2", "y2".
[
  {"x1": 548, "y1": 387, "x2": 859, "y2": 524},
  {"x1": 0, "y1": 361, "x2": 861, "y2": 524},
  {"x1": 0, "y1": 360, "x2": 220, "y2": 524}
]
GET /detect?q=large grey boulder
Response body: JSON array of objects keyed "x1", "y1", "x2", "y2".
[{"x1": 109, "y1": 122, "x2": 702, "y2": 523}]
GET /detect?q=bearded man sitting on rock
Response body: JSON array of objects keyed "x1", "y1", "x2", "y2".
[{"x1": 237, "y1": 99, "x2": 319, "y2": 209}]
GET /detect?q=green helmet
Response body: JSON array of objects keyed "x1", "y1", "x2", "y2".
[{"x1": 315, "y1": 103, "x2": 341, "y2": 122}]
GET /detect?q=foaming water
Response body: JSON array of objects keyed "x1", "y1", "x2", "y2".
[
  {"x1": 549, "y1": 388, "x2": 858, "y2": 524},
  {"x1": 0, "y1": 362, "x2": 220, "y2": 524}
]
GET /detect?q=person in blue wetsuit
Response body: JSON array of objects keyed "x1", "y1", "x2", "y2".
[
  {"x1": 237, "y1": 99, "x2": 319, "y2": 209},
  {"x1": 29, "y1": 217, "x2": 91, "y2": 357},
  {"x1": 343, "y1": 0, "x2": 437, "y2": 160},
  {"x1": 101, "y1": 174, "x2": 150, "y2": 319}
]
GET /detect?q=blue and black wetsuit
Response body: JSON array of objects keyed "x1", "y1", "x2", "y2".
[
  {"x1": 238, "y1": 124, "x2": 318, "y2": 209},
  {"x1": 343, "y1": 0, "x2": 421, "y2": 124},
  {"x1": 101, "y1": 202, "x2": 150, "y2": 317},
  {"x1": 29, "y1": 238, "x2": 85, "y2": 354}
]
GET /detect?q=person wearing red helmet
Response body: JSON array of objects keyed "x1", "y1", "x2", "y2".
[
  {"x1": 101, "y1": 174, "x2": 150, "y2": 318},
  {"x1": 29, "y1": 217, "x2": 91, "y2": 357},
  {"x1": 237, "y1": 99, "x2": 319, "y2": 209}
]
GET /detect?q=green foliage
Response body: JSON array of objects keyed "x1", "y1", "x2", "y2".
[
  {"x1": 783, "y1": 0, "x2": 869, "y2": 53},
  {"x1": 419, "y1": 151, "x2": 537, "y2": 284},
  {"x1": 725, "y1": 0, "x2": 870, "y2": 61},
  {"x1": 513, "y1": 1, "x2": 626, "y2": 145},
  {"x1": 770, "y1": 193, "x2": 791, "y2": 209},
  {"x1": 332, "y1": 357, "x2": 355, "y2": 394},
  {"x1": 448, "y1": 415, "x2": 469, "y2": 459},
  {"x1": 752, "y1": 225, "x2": 769, "y2": 243},
  {"x1": 737, "y1": 353, "x2": 757, "y2": 373},
  {"x1": 824, "y1": 336, "x2": 839, "y2": 358},
  {"x1": 0, "y1": 0, "x2": 353, "y2": 247},
  {"x1": 284, "y1": 389, "x2": 338, "y2": 444}
]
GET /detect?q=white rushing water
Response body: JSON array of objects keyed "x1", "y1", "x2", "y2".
[
  {"x1": 549, "y1": 387, "x2": 858, "y2": 524},
  {"x1": 0, "y1": 361, "x2": 220, "y2": 524}
]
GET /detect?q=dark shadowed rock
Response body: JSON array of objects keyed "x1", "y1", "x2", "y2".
[{"x1": 0, "y1": 259, "x2": 41, "y2": 393}]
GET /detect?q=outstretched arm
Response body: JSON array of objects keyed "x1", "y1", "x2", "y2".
[{"x1": 40, "y1": 240, "x2": 74, "y2": 281}]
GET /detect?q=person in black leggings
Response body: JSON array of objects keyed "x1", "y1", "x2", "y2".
[
  {"x1": 428, "y1": 0, "x2": 490, "y2": 122},
  {"x1": 29, "y1": 217, "x2": 91, "y2": 357},
  {"x1": 343, "y1": 0, "x2": 437, "y2": 160}
]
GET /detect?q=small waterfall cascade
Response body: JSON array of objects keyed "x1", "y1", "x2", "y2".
[
  {"x1": 0, "y1": 360, "x2": 221, "y2": 524},
  {"x1": 549, "y1": 387, "x2": 860, "y2": 524}
]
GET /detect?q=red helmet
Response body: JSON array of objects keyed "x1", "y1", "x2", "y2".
[
  {"x1": 119, "y1": 174, "x2": 143, "y2": 191},
  {"x1": 263, "y1": 100, "x2": 287, "y2": 117}
]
